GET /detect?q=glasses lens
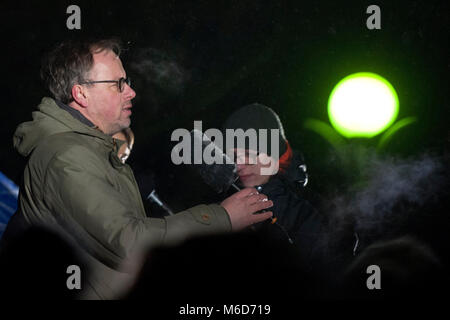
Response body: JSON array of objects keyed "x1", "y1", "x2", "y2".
[{"x1": 119, "y1": 77, "x2": 131, "y2": 92}]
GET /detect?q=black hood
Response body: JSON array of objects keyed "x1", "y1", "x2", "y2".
[{"x1": 257, "y1": 150, "x2": 308, "y2": 198}]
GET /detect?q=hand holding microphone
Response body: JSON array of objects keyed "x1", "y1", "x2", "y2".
[{"x1": 220, "y1": 187, "x2": 273, "y2": 231}]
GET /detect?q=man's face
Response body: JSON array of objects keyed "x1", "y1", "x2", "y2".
[
  {"x1": 84, "y1": 50, "x2": 136, "y2": 135},
  {"x1": 232, "y1": 148, "x2": 277, "y2": 187}
]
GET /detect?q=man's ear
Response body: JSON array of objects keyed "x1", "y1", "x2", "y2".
[{"x1": 71, "y1": 84, "x2": 89, "y2": 108}]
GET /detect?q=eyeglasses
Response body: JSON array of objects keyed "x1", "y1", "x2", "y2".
[{"x1": 80, "y1": 77, "x2": 131, "y2": 92}]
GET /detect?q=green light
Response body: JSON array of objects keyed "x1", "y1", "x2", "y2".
[{"x1": 328, "y1": 72, "x2": 399, "y2": 138}]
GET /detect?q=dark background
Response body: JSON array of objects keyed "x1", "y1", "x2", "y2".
[{"x1": 0, "y1": 0, "x2": 448, "y2": 211}]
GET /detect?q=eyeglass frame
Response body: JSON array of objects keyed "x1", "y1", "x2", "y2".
[{"x1": 79, "y1": 77, "x2": 131, "y2": 92}]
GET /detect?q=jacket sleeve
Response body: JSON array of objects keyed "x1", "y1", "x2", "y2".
[{"x1": 43, "y1": 145, "x2": 231, "y2": 271}]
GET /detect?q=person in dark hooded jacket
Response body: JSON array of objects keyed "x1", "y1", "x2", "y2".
[{"x1": 223, "y1": 103, "x2": 327, "y2": 270}]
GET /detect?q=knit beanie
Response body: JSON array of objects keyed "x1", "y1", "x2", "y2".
[{"x1": 222, "y1": 103, "x2": 287, "y2": 159}]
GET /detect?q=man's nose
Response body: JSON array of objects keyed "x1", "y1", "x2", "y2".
[
  {"x1": 236, "y1": 163, "x2": 246, "y2": 171},
  {"x1": 123, "y1": 82, "x2": 136, "y2": 99}
]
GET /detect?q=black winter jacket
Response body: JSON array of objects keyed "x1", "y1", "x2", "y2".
[{"x1": 248, "y1": 151, "x2": 327, "y2": 267}]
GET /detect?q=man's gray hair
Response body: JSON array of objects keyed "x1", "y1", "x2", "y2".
[{"x1": 40, "y1": 38, "x2": 122, "y2": 104}]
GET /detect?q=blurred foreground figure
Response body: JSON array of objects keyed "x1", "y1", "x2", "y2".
[
  {"x1": 341, "y1": 236, "x2": 449, "y2": 300},
  {"x1": 123, "y1": 230, "x2": 321, "y2": 303},
  {"x1": 0, "y1": 38, "x2": 273, "y2": 299},
  {"x1": 0, "y1": 226, "x2": 86, "y2": 300}
]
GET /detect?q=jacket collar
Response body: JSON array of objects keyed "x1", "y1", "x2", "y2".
[
  {"x1": 39, "y1": 98, "x2": 114, "y2": 144},
  {"x1": 55, "y1": 100, "x2": 95, "y2": 128}
]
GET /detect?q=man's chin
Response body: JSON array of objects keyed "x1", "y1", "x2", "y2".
[
  {"x1": 121, "y1": 119, "x2": 131, "y2": 129},
  {"x1": 108, "y1": 124, "x2": 131, "y2": 136}
]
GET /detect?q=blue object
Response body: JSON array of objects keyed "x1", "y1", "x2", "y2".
[{"x1": 0, "y1": 171, "x2": 19, "y2": 239}]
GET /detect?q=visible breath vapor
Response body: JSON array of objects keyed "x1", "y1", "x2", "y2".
[
  {"x1": 321, "y1": 144, "x2": 446, "y2": 243},
  {"x1": 353, "y1": 155, "x2": 441, "y2": 222},
  {"x1": 129, "y1": 48, "x2": 188, "y2": 94}
]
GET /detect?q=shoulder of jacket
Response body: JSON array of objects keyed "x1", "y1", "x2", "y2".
[
  {"x1": 30, "y1": 132, "x2": 107, "y2": 166},
  {"x1": 41, "y1": 131, "x2": 104, "y2": 150}
]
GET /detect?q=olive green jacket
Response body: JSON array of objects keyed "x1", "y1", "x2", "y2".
[{"x1": 12, "y1": 97, "x2": 231, "y2": 299}]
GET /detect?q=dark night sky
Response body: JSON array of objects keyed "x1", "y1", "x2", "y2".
[{"x1": 0, "y1": 0, "x2": 448, "y2": 210}]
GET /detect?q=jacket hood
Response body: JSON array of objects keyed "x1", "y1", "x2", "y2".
[
  {"x1": 257, "y1": 150, "x2": 308, "y2": 196},
  {"x1": 281, "y1": 151, "x2": 308, "y2": 186},
  {"x1": 113, "y1": 128, "x2": 135, "y2": 163},
  {"x1": 13, "y1": 97, "x2": 112, "y2": 157}
]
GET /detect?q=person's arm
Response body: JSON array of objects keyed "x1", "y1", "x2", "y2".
[{"x1": 44, "y1": 145, "x2": 273, "y2": 271}]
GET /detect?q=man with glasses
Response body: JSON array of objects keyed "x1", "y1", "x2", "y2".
[{"x1": 1, "y1": 38, "x2": 273, "y2": 299}]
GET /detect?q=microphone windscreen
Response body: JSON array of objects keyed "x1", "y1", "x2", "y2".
[{"x1": 189, "y1": 129, "x2": 238, "y2": 193}]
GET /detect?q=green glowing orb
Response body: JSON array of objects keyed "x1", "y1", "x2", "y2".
[{"x1": 328, "y1": 72, "x2": 399, "y2": 138}]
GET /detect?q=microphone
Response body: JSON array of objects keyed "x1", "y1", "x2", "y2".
[
  {"x1": 135, "y1": 170, "x2": 174, "y2": 216},
  {"x1": 147, "y1": 190, "x2": 174, "y2": 215},
  {"x1": 189, "y1": 129, "x2": 240, "y2": 193}
]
